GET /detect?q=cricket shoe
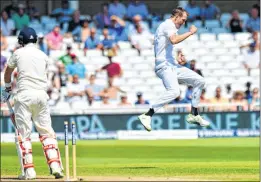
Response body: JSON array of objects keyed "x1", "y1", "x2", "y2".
[
  {"x1": 18, "y1": 168, "x2": 36, "y2": 180},
  {"x1": 186, "y1": 114, "x2": 210, "y2": 127},
  {"x1": 50, "y1": 162, "x2": 64, "y2": 179},
  {"x1": 138, "y1": 114, "x2": 152, "y2": 132}
]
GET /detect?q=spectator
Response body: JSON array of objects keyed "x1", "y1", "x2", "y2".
[
  {"x1": 227, "y1": 10, "x2": 243, "y2": 33},
  {"x1": 200, "y1": 89, "x2": 210, "y2": 103},
  {"x1": 190, "y1": 59, "x2": 203, "y2": 76},
  {"x1": 81, "y1": 20, "x2": 91, "y2": 42},
  {"x1": 59, "y1": 45, "x2": 73, "y2": 66},
  {"x1": 96, "y1": 56, "x2": 123, "y2": 81},
  {"x1": 245, "y1": 82, "x2": 252, "y2": 101},
  {"x1": 87, "y1": 94, "x2": 94, "y2": 107},
  {"x1": 199, "y1": 89, "x2": 210, "y2": 112},
  {"x1": 37, "y1": 33, "x2": 49, "y2": 55},
  {"x1": 0, "y1": 30, "x2": 8, "y2": 51},
  {"x1": 46, "y1": 25, "x2": 63, "y2": 51},
  {"x1": 210, "y1": 87, "x2": 229, "y2": 103},
  {"x1": 224, "y1": 84, "x2": 233, "y2": 99},
  {"x1": 67, "y1": 10, "x2": 82, "y2": 42},
  {"x1": 66, "y1": 53, "x2": 87, "y2": 79},
  {"x1": 1, "y1": 10, "x2": 15, "y2": 36},
  {"x1": 52, "y1": 0, "x2": 74, "y2": 26},
  {"x1": 185, "y1": 0, "x2": 201, "y2": 22},
  {"x1": 85, "y1": 92, "x2": 100, "y2": 107},
  {"x1": 126, "y1": 0, "x2": 149, "y2": 20},
  {"x1": 12, "y1": 4, "x2": 30, "y2": 32},
  {"x1": 109, "y1": 15, "x2": 128, "y2": 42},
  {"x1": 85, "y1": 74, "x2": 104, "y2": 101},
  {"x1": 249, "y1": 87, "x2": 260, "y2": 110},
  {"x1": 170, "y1": 95, "x2": 190, "y2": 104},
  {"x1": 130, "y1": 24, "x2": 154, "y2": 54},
  {"x1": 251, "y1": 31, "x2": 260, "y2": 50},
  {"x1": 47, "y1": 87, "x2": 60, "y2": 106},
  {"x1": 242, "y1": 42, "x2": 260, "y2": 75},
  {"x1": 240, "y1": 31, "x2": 260, "y2": 51},
  {"x1": 210, "y1": 86, "x2": 229, "y2": 111},
  {"x1": 0, "y1": 54, "x2": 7, "y2": 72},
  {"x1": 230, "y1": 91, "x2": 248, "y2": 111},
  {"x1": 94, "y1": 3, "x2": 111, "y2": 29},
  {"x1": 66, "y1": 74, "x2": 85, "y2": 103},
  {"x1": 176, "y1": 49, "x2": 190, "y2": 68},
  {"x1": 128, "y1": 15, "x2": 150, "y2": 35},
  {"x1": 135, "y1": 92, "x2": 149, "y2": 105},
  {"x1": 54, "y1": 63, "x2": 69, "y2": 90},
  {"x1": 200, "y1": 0, "x2": 220, "y2": 20},
  {"x1": 252, "y1": 2, "x2": 260, "y2": 17},
  {"x1": 108, "y1": 0, "x2": 126, "y2": 19},
  {"x1": 3, "y1": 3, "x2": 17, "y2": 18},
  {"x1": 118, "y1": 94, "x2": 132, "y2": 106},
  {"x1": 84, "y1": 28, "x2": 103, "y2": 56},
  {"x1": 62, "y1": 31, "x2": 74, "y2": 45},
  {"x1": 246, "y1": 7, "x2": 260, "y2": 32},
  {"x1": 100, "y1": 94, "x2": 114, "y2": 107},
  {"x1": 101, "y1": 28, "x2": 118, "y2": 57},
  {"x1": 25, "y1": 0, "x2": 40, "y2": 21},
  {"x1": 100, "y1": 79, "x2": 126, "y2": 100}
]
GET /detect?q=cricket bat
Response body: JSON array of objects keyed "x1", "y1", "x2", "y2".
[{"x1": 6, "y1": 100, "x2": 25, "y2": 175}]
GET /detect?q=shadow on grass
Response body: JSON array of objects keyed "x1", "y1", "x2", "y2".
[{"x1": 0, "y1": 177, "x2": 58, "y2": 181}]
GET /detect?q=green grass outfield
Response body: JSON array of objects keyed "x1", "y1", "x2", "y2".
[{"x1": 1, "y1": 137, "x2": 259, "y2": 181}]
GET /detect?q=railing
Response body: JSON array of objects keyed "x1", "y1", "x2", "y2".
[{"x1": 2, "y1": 103, "x2": 258, "y2": 116}]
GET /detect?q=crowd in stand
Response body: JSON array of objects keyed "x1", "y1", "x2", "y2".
[{"x1": 0, "y1": 0, "x2": 260, "y2": 112}]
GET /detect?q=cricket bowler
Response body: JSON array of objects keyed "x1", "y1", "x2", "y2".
[
  {"x1": 138, "y1": 7, "x2": 210, "y2": 131},
  {"x1": 1, "y1": 27, "x2": 64, "y2": 179}
]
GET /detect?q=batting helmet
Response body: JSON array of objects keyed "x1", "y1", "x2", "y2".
[{"x1": 18, "y1": 27, "x2": 37, "y2": 45}]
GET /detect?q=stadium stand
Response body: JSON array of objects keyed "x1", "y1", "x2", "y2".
[{"x1": 0, "y1": 0, "x2": 260, "y2": 114}]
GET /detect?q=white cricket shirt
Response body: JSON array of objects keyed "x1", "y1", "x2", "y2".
[
  {"x1": 7, "y1": 43, "x2": 49, "y2": 92},
  {"x1": 154, "y1": 19, "x2": 178, "y2": 64}
]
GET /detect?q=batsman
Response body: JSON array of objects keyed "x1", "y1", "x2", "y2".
[{"x1": 1, "y1": 27, "x2": 64, "y2": 180}]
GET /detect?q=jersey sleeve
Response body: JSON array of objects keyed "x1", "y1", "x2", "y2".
[
  {"x1": 7, "y1": 52, "x2": 18, "y2": 68},
  {"x1": 164, "y1": 22, "x2": 178, "y2": 38}
]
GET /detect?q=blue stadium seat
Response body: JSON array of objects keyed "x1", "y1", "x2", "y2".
[
  {"x1": 239, "y1": 13, "x2": 249, "y2": 20},
  {"x1": 41, "y1": 16, "x2": 51, "y2": 24},
  {"x1": 29, "y1": 22, "x2": 43, "y2": 32},
  {"x1": 45, "y1": 23, "x2": 58, "y2": 32},
  {"x1": 239, "y1": 13, "x2": 250, "y2": 27},
  {"x1": 220, "y1": 13, "x2": 231, "y2": 26},
  {"x1": 211, "y1": 27, "x2": 229, "y2": 34},
  {"x1": 163, "y1": 13, "x2": 172, "y2": 20},
  {"x1": 194, "y1": 20, "x2": 203, "y2": 28},
  {"x1": 205, "y1": 20, "x2": 220, "y2": 29},
  {"x1": 151, "y1": 21, "x2": 162, "y2": 33},
  {"x1": 197, "y1": 28, "x2": 209, "y2": 34},
  {"x1": 180, "y1": 27, "x2": 191, "y2": 34},
  {"x1": 188, "y1": 20, "x2": 202, "y2": 28}
]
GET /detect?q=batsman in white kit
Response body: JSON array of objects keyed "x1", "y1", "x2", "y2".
[
  {"x1": 1, "y1": 27, "x2": 64, "y2": 179},
  {"x1": 138, "y1": 7, "x2": 210, "y2": 131}
]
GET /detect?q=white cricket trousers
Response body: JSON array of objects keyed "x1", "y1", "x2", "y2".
[
  {"x1": 13, "y1": 90, "x2": 55, "y2": 139},
  {"x1": 151, "y1": 61, "x2": 206, "y2": 112}
]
